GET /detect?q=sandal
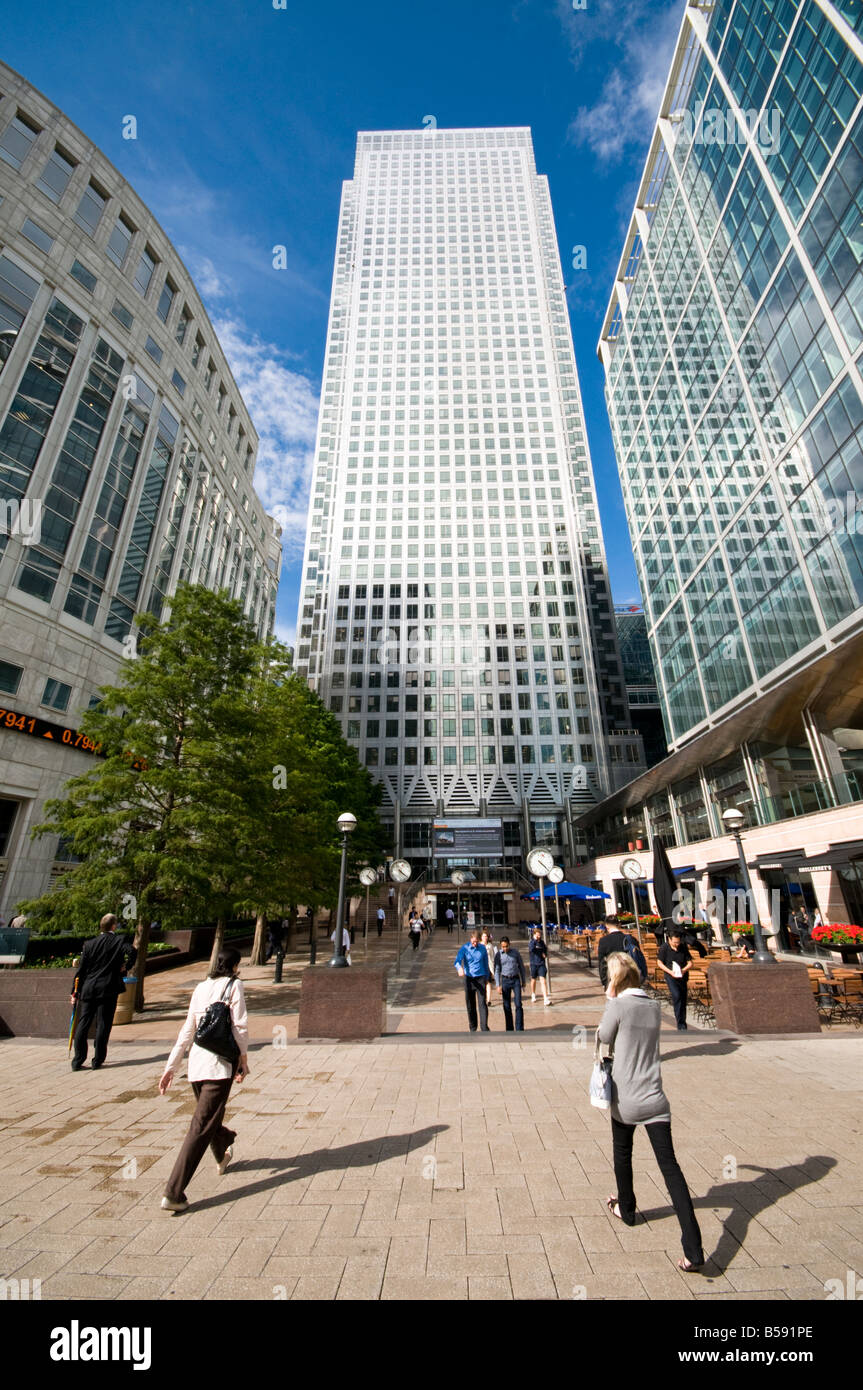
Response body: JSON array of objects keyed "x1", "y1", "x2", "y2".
[
  {"x1": 606, "y1": 1195, "x2": 622, "y2": 1220},
  {"x1": 678, "y1": 1258, "x2": 703, "y2": 1272}
]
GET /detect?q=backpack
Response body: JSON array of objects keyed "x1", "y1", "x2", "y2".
[
  {"x1": 623, "y1": 934, "x2": 648, "y2": 983},
  {"x1": 194, "y1": 977, "x2": 240, "y2": 1063}
]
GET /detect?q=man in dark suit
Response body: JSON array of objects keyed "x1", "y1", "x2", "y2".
[
  {"x1": 597, "y1": 924, "x2": 647, "y2": 991},
  {"x1": 70, "y1": 914, "x2": 135, "y2": 1071}
]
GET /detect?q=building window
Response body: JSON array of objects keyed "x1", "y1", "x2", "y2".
[
  {"x1": 42, "y1": 677, "x2": 71, "y2": 712},
  {"x1": 134, "y1": 246, "x2": 157, "y2": 297},
  {"x1": 157, "y1": 278, "x2": 176, "y2": 323},
  {"x1": 171, "y1": 368, "x2": 186, "y2": 396},
  {"x1": 20, "y1": 218, "x2": 54, "y2": 253},
  {"x1": 36, "y1": 146, "x2": 76, "y2": 202},
  {"x1": 144, "y1": 335, "x2": 163, "y2": 364},
  {"x1": 175, "y1": 306, "x2": 191, "y2": 344},
  {"x1": 74, "y1": 181, "x2": 107, "y2": 236},
  {"x1": 111, "y1": 300, "x2": 134, "y2": 330},
  {"x1": 0, "y1": 112, "x2": 40, "y2": 170},
  {"x1": 70, "y1": 260, "x2": 97, "y2": 294},
  {"x1": 105, "y1": 214, "x2": 135, "y2": 269},
  {"x1": 0, "y1": 660, "x2": 23, "y2": 694}
]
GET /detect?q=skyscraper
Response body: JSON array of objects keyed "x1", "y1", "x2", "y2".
[
  {"x1": 0, "y1": 62, "x2": 281, "y2": 912},
  {"x1": 296, "y1": 128, "x2": 644, "y2": 882},
  {"x1": 581, "y1": 0, "x2": 863, "y2": 950},
  {"x1": 599, "y1": 0, "x2": 863, "y2": 753}
]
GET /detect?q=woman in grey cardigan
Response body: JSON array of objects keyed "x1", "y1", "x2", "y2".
[{"x1": 597, "y1": 952, "x2": 704, "y2": 1271}]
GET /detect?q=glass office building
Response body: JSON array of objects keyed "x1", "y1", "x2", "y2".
[
  {"x1": 583, "y1": 0, "x2": 863, "y2": 949},
  {"x1": 0, "y1": 62, "x2": 282, "y2": 910},
  {"x1": 295, "y1": 128, "x2": 644, "y2": 878},
  {"x1": 600, "y1": 0, "x2": 863, "y2": 750}
]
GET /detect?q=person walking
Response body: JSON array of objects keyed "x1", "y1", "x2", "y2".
[
  {"x1": 408, "y1": 910, "x2": 422, "y2": 951},
  {"x1": 158, "y1": 947, "x2": 249, "y2": 1213},
  {"x1": 494, "y1": 937, "x2": 526, "y2": 1031},
  {"x1": 597, "y1": 951, "x2": 704, "y2": 1271},
  {"x1": 377, "y1": 905, "x2": 386, "y2": 937},
  {"x1": 480, "y1": 929, "x2": 495, "y2": 1008},
  {"x1": 331, "y1": 923, "x2": 351, "y2": 964},
  {"x1": 454, "y1": 929, "x2": 492, "y2": 1032},
  {"x1": 445, "y1": 905, "x2": 455, "y2": 934},
  {"x1": 657, "y1": 928, "x2": 692, "y2": 1030},
  {"x1": 528, "y1": 927, "x2": 551, "y2": 1005},
  {"x1": 69, "y1": 913, "x2": 135, "y2": 1071},
  {"x1": 265, "y1": 918, "x2": 285, "y2": 963},
  {"x1": 598, "y1": 923, "x2": 647, "y2": 991}
]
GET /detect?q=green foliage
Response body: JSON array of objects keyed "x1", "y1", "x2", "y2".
[{"x1": 20, "y1": 583, "x2": 386, "y2": 969}]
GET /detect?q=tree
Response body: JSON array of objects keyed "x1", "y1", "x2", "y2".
[{"x1": 24, "y1": 584, "x2": 261, "y2": 1008}]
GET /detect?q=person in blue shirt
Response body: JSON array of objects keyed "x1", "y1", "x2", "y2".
[
  {"x1": 454, "y1": 930, "x2": 492, "y2": 1032},
  {"x1": 493, "y1": 937, "x2": 526, "y2": 1032}
]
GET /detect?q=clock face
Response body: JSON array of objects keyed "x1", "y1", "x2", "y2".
[
  {"x1": 547, "y1": 865, "x2": 564, "y2": 884},
  {"x1": 527, "y1": 849, "x2": 554, "y2": 877},
  {"x1": 390, "y1": 858, "x2": 411, "y2": 883},
  {"x1": 359, "y1": 868, "x2": 378, "y2": 887},
  {"x1": 620, "y1": 857, "x2": 643, "y2": 882}
]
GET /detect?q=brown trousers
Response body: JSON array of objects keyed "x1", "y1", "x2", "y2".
[{"x1": 165, "y1": 1077, "x2": 236, "y2": 1202}]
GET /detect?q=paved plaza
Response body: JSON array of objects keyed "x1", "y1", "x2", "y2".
[{"x1": 1, "y1": 930, "x2": 862, "y2": 1301}]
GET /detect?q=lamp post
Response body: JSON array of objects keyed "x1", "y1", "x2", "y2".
[
  {"x1": 452, "y1": 870, "x2": 466, "y2": 935},
  {"x1": 526, "y1": 848, "x2": 554, "y2": 1000},
  {"x1": 359, "y1": 866, "x2": 377, "y2": 959},
  {"x1": 548, "y1": 864, "x2": 564, "y2": 948},
  {"x1": 722, "y1": 807, "x2": 774, "y2": 965},
  {"x1": 389, "y1": 857, "x2": 412, "y2": 973},
  {"x1": 328, "y1": 812, "x2": 357, "y2": 968}
]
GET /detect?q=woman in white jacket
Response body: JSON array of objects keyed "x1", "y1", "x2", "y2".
[{"x1": 158, "y1": 947, "x2": 250, "y2": 1213}]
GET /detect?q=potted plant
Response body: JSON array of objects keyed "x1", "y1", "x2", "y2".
[{"x1": 811, "y1": 923, "x2": 863, "y2": 960}]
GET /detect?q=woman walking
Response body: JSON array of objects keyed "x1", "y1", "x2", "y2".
[
  {"x1": 528, "y1": 926, "x2": 551, "y2": 1005},
  {"x1": 408, "y1": 910, "x2": 422, "y2": 951},
  {"x1": 158, "y1": 947, "x2": 249, "y2": 1213},
  {"x1": 597, "y1": 951, "x2": 704, "y2": 1272},
  {"x1": 480, "y1": 929, "x2": 495, "y2": 1008}
]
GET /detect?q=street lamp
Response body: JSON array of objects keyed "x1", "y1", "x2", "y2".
[
  {"x1": 328, "y1": 811, "x2": 357, "y2": 968},
  {"x1": 526, "y1": 847, "x2": 554, "y2": 1000},
  {"x1": 722, "y1": 807, "x2": 774, "y2": 965},
  {"x1": 389, "y1": 857, "x2": 412, "y2": 971},
  {"x1": 548, "y1": 863, "x2": 564, "y2": 944},
  {"x1": 359, "y1": 866, "x2": 377, "y2": 957},
  {"x1": 452, "y1": 869, "x2": 466, "y2": 934}
]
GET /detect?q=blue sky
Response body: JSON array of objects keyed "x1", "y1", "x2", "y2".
[{"x1": 1, "y1": 0, "x2": 683, "y2": 643}]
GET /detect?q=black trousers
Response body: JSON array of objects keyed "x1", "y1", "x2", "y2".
[
  {"x1": 410, "y1": 930, "x2": 420, "y2": 950},
  {"x1": 667, "y1": 977, "x2": 688, "y2": 1029},
  {"x1": 165, "y1": 1076, "x2": 236, "y2": 1202},
  {"x1": 464, "y1": 975, "x2": 489, "y2": 1031},
  {"x1": 611, "y1": 1117, "x2": 704, "y2": 1265},
  {"x1": 73, "y1": 991, "x2": 119, "y2": 1066},
  {"x1": 501, "y1": 978, "x2": 524, "y2": 1031}
]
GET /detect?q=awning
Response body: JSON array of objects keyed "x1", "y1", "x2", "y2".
[{"x1": 522, "y1": 881, "x2": 611, "y2": 901}]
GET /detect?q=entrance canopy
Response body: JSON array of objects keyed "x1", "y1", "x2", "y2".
[{"x1": 521, "y1": 881, "x2": 610, "y2": 901}]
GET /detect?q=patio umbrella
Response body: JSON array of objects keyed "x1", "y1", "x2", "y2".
[
  {"x1": 521, "y1": 881, "x2": 610, "y2": 901},
  {"x1": 651, "y1": 838, "x2": 678, "y2": 936}
]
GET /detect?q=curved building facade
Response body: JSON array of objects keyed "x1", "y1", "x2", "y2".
[{"x1": 0, "y1": 61, "x2": 282, "y2": 911}]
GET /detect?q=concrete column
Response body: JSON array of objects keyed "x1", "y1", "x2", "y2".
[
  {"x1": 699, "y1": 766, "x2": 721, "y2": 838},
  {"x1": 810, "y1": 868, "x2": 848, "y2": 924},
  {"x1": 393, "y1": 799, "x2": 401, "y2": 858}
]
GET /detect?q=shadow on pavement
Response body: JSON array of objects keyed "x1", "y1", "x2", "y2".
[
  {"x1": 636, "y1": 1156, "x2": 837, "y2": 1274},
  {"x1": 186, "y1": 1124, "x2": 449, "y2": 1211},
  {"x1": 661, "y1": 1039, "x2": 742, "y2": 1060}
]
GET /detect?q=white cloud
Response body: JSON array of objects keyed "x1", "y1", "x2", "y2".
[
  {"x1": 213, "y1": 316, "x2": 319, "y2": 559},
  {"x1": 562, "y1": 0, "x2": 683, "y2": 163},
  {"x1": 273, "y1": 618, "x2": 297, "y2": 650}
]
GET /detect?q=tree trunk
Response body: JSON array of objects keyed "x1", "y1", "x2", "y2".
[
  {"x1": 249, "y1": 912, "x2": 267, "y2": 966},
  {"x1": 208, "y1": 917, "x2": 227, "y2": 975},
  {"x1": 132, "y1": 919, "x2": 151, "y2": 1012},
  {"x1": 285, "y1": 903, "x2": 298, "y2": 952}
]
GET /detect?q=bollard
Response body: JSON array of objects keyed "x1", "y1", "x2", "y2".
[{"x1": 274, "y1": 948, "x2": 284, "y2": 983}]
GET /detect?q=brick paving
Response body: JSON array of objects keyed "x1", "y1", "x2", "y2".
[{"x1": 1, "y1": 929, "x2": 861, "y2": 1300}]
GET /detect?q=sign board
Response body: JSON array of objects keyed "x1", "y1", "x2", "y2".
[
  {"x1": 466, "y1": 911, "x2": 476, "y2": 927},
  {"x1": 0, "y1": 705, "x2": 101, "y2": 755},
  {"x1": 0, "y1": 927, "x2": 30, "y2": 964},
  {"x1": 432, "y1": 817, "x2": 503, "y2": 858}
]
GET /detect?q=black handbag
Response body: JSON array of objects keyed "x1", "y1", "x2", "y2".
[{"x1": 194, "y1": 976, "x2": 240, "y2": 1063}]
